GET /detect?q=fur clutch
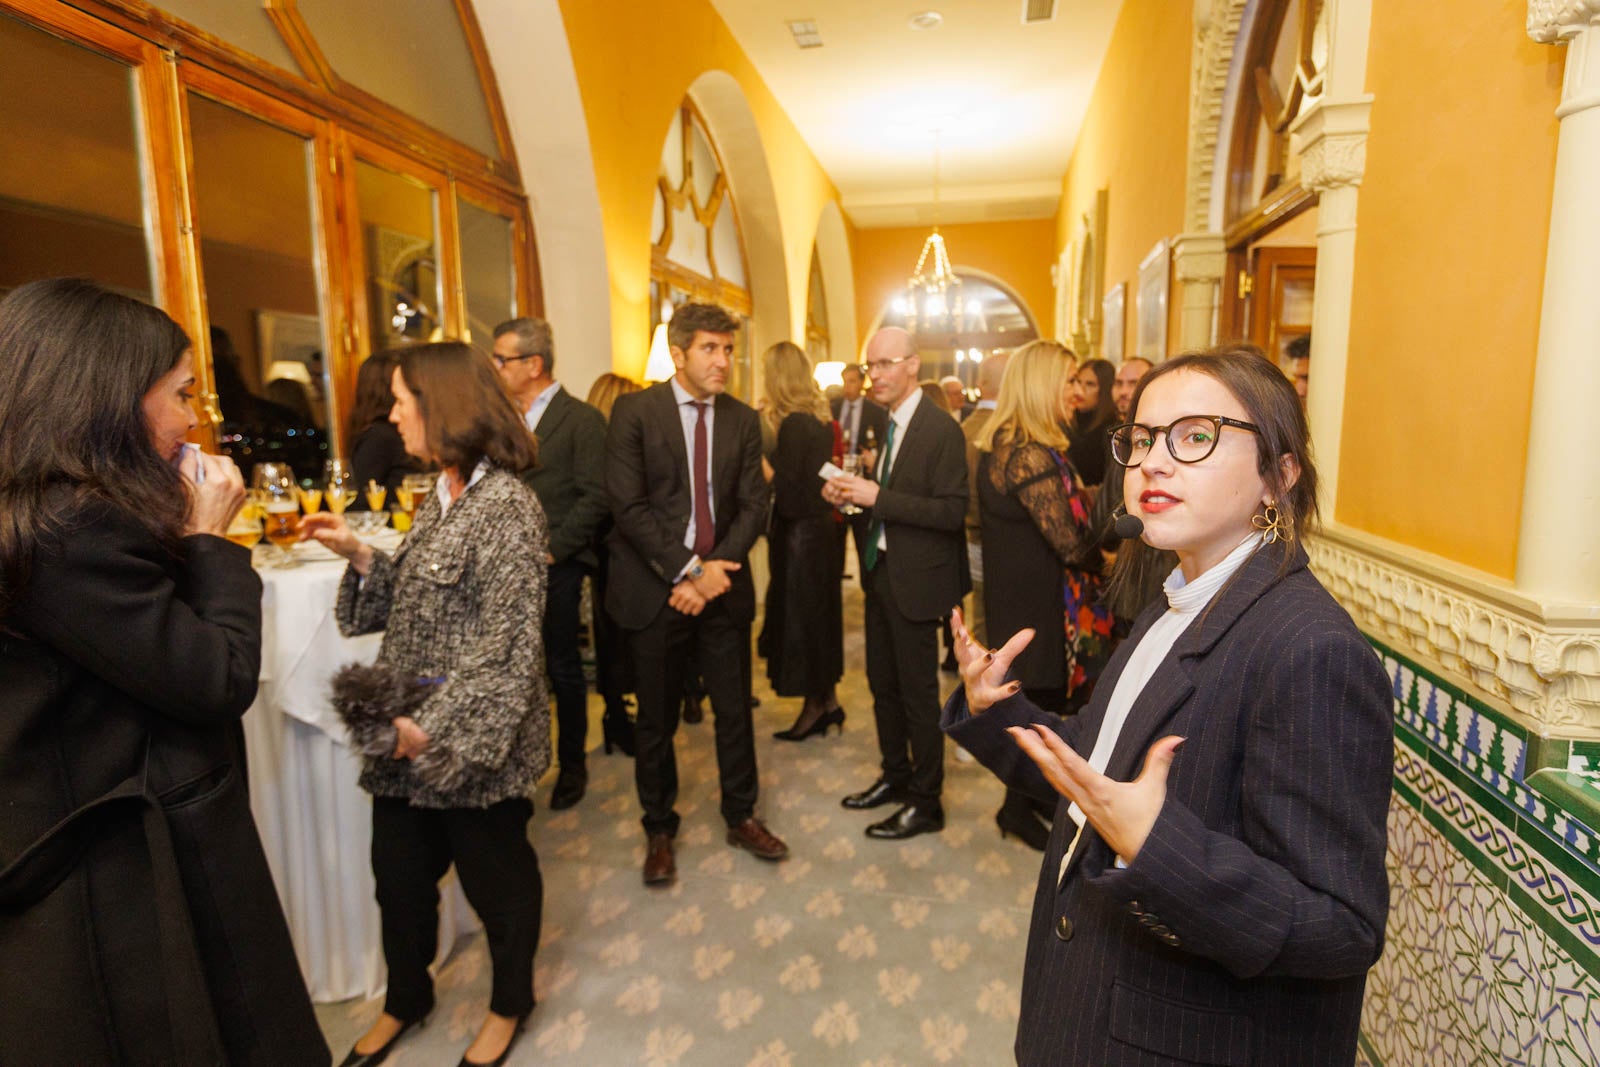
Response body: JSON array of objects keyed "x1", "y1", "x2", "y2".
[{"x1": 329, "y1": 662, "x2": 467, "y2": 792}]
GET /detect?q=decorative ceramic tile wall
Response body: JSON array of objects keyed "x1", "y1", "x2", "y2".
[{"x1": 1361, "y1": 640, "x2": 1600, "y2": 1066}]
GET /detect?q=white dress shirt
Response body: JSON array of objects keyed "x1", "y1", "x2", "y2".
[
  {"x1": 434, "y1": 460, "x2": 489, "y2": 518},
  {"x1": 874, "y1": 387, "x2": 922, "y2": 554},
  {"x1": 1059, "y1": 531, "x2": 1264, "y2": 884},
  {"x1": 522, "y1": 380, "x2": 561, "y2": 433}
]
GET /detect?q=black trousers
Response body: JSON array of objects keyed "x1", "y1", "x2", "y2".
[
  {"x1": 591, "y1": 544, "x2": 631, "y2": 711},
  {"x1": 544, "y1": 558, "x2": 589, "y2": 773},
  {"x1": 837, "y1": 512, "x2": 871, "y2": 576},
  {"x1": 371, "y1": 796, "x2": 541, "y2": 1020},
  {"x1": 863, "y1": 560, "x2": 944, "y2": 806},
  {"x1": 628, "y1": 598, "x2": 758, "y2": 836}
]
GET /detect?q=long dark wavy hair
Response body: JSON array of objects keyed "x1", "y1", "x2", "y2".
[
  {"x1": 346, "y1": 350, "x2": 400, "y2": 445},
  {"x1": 0, "y1": 278, "x2": 193, "y2": 619}
]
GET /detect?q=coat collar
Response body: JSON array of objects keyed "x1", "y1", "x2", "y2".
[{"x1": 533, "y1": 385, "x2": 570, "y2": 441}]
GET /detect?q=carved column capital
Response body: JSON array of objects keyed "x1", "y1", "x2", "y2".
[
  {"x1": 1528, "y1": 0, "x2": 1600, "y2": 44},
  {"x1": 1170, "y1": 232, "x2": 1227, "y2": 284},
  {"x1": 1292, "y1": 96, "x2": 1374, "y2": 193}
]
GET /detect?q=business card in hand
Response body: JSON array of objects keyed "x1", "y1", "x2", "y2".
[{"x1": 818, "y1": 461, "x2": 846, "y2": 480}]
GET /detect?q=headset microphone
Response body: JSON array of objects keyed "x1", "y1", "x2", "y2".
[{"x1": 1112, "y1": 508, "x2": 1145, "y2": 540}]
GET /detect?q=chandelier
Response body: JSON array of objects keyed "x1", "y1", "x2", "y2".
[{"x1": 905, "y1": 132, "x2": 963, "y2": 335}]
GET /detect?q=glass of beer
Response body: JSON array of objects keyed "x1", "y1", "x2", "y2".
[
  {"x1": 225, "y1": 509, "x2": 263, "y2": 551},
  {"x1": 325, "y1": 460, "x2": 356, "y2": 515},
  {"x1": 254, "y1": 462, "x2": 300, "y2": 567}
]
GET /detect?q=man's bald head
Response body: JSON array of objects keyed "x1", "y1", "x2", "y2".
[
  {"x1": 975, "y1": 350, "x2": 1009, "y2": 398},
  {"x1": 863, "y1": 327, "x2": 920, "y2": 408}
]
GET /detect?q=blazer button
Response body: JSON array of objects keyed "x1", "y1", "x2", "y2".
[
  {"x1": 1054, "y1": 916, "x2": 1074, "y2": 942},
  {"x1": 430, "y1": 563, "x2": 440, "y2": 571}
]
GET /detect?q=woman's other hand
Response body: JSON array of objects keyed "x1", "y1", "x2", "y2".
[
  {"x1": 300, "y1": 512, "x2": 376, "y2": 575},
  {"x1": 185, "y1": 452, "x2": 246, "y2": 538},
  {"x1": 951, "y1": 607, "x2": 1033, "y2": 714},
  {"x1": 392, "y1": 715, "x2": 430, "y2": 759}
]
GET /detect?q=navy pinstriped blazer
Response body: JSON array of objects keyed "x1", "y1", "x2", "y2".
[{"x1": 944, "y1": 543, "x2": 1392, "y2": 1066}]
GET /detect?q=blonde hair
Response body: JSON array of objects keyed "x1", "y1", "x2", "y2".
[
  {"x1": 586, "y1": 372, "x2": 641, "y2": 421},
  {"x1": 761, "y1": 341, "x2": 831, "y2": 426},
  {"x1": 976, "y1": 339, "x2": 1077, "y2": 453}
]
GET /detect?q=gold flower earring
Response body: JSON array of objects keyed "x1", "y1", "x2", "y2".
[{"x1": 1252, "y1": 502, "x2": 1293, "y2": 544}]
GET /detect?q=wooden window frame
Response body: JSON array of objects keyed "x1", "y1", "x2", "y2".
[{"x1": 651, "y1": 100, "x2": 753, "y2": 316}]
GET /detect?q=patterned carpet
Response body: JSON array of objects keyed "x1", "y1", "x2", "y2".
[{"x1": 315, "y1": 567, "x2": 1040, "y2": 1066}]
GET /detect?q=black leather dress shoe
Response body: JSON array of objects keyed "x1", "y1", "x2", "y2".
[
  {"x1": 338, "y1": 1017, "x2": 424, "y2": 1067},
  {"x1": 865, "y1": 802, "x2": 946, "y2": 840},
  {"x1": 842, "y1": 778, "x2": 906, "y2": 810},
  {"x1": 549, "y1": 768, "x2": 586, "y2": 810}
]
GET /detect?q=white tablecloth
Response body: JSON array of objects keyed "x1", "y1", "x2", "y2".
[{"x1": 243, "y1": 553, "x2": 478, "y2": 1003}]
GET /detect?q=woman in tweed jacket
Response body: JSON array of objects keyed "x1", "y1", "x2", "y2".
[{"x1": 303, "y1": 342, "x2": 549, "y2": 1067}]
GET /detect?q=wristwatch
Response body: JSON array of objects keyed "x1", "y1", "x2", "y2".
[{"x1": 687, "y1": 559, "x2": 706, "y2": 580}]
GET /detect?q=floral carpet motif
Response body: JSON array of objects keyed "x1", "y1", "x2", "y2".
[{"x1": 316, "y1": 580, "x2": 1037, "y2": 1065}]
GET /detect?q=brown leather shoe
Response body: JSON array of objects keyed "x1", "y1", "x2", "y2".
[
  {"x1": 726, "y1": 817, "x2": 789, "y2": 861},
  {"x1": 643, "y1": 833, "x2": 676, "y2": 886}
]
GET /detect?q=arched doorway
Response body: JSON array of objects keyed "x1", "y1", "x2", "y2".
[{"x1": 872, "y1": 268, "x2": 1039, "y2": 387}]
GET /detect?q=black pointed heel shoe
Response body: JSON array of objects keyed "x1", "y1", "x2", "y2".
[
  {"x1": 602, "y1": 706, "x2": 636, "y2": 756},
  {"x1": 338, "y1": 1015, "x2": 425, "y2": 1067},
  {"x1": 995, "y1": 805, "x2": 1050, "y2": 851},
  {"x1": 457, "y1": 1010, "x2": 531, "y2": 1067},
  {"x1": 773, "y1": 707, "x2": 845, "y2": 742}
]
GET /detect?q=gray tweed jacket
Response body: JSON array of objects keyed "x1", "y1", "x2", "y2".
[{"x1": 336, "y1": 467, "x2": 551, "y2": 808}]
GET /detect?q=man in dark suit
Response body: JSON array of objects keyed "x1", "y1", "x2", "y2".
[
  {"x1": 829, "y1": 363, "x2": 887, "y2": 576},
  {"x1": 825, "y1": 327, "x2": 969, "y2": 839},
  {"x1": 605, "y1": 302, "x2": 788, "y2": 886},
  {"x1": 494, "y1": 317, "x2": 610, "y2": 810}
]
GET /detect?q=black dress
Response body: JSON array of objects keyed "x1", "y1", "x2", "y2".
[
  {"x1": 1066, "y1": 411, "x2": 1113, "y2": 490},
  {"x1": 978, "y1": 441, "x2": 1096, "y2": 698},
  {"x1": 763, "y1": 412, "x2": 843, "y2": 698},
  {"x1": 351, "y1": 418, "x2": 415, "y2": 502}
]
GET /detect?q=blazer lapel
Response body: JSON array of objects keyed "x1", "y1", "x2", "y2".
[
  {"x1": 884, "y1": 404, "x2": 925, "y2": 490},
  {"x1": 710, "y1": 395, "x2": 738, "y2": 497},
  {"x1": 653, "y1": 383, "x2": 690, "y2": 482},
  {"x1": 535, "y1": 387, "x2": 570, "y2": 445}
]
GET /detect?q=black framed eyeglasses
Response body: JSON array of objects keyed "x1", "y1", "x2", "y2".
[
  {"x1": 492, "y1": 353, "x2": 541, "y2": 369},
  {"x1": 1108, "y1": 415, "x2": 1261, "y2": 466}
]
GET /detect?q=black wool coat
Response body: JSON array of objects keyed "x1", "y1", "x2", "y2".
[
  {"x1": 945, "y1": 544, "x2": 1393, "y2": 1066},
  {"x1": 0, "y1": 494, "x2": 328, "y2": 1066}
]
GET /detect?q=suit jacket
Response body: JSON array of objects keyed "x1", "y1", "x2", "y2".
[
  {"x1": 830, "y1": 394, "x2": 888, "y2": 453},
  {"x1": 944, "y1": 544, "x2": 1392, "y2": 1066},
  {"x1": 0, "y1": 493, "x2": 328, "y2": 1066},
  {"x1": 605, "y1": 381, "x2": 771, "y2": 630},
  {"x1": 519, "y1": 385, "x2": 609, "y2": 567},
  {"x1": 868, "y1": 398, "x2": 970, "y2": 621}
]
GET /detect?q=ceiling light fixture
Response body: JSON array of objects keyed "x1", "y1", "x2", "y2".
[
  {"x1": 908, "y1": 10, "x2": 943, "y2": 30},
  {"x1": 786, "y1": 19, "x2": 823, "y2": 48},
  {"x1": 905, "y1": 130, "x2": 963, "y2": 337}
]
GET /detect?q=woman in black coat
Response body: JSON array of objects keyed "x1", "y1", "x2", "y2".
[
  {"x1": 945, "y1": 346, "x2": 1392, "y2": 1066},
  {"x1": 1066, "y1": 357, "x2": 1117, "y2": 491},
  {"x1": 348, "y1": 350, "x2": 417, "y2": 504},
  {"x1": 0, "y1": 278, "x2": 327, "y2": 1066}
]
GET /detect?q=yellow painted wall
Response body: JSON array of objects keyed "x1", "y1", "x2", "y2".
[
  {"x1": 556, "y1": 0, "x2": 843, "y2": 377},
  {"x1": 1336, "y1": 2, "x2": 1561, "y2": 577},
  {"x1": 1054, "y1": 0, "x2": 1191, "y2": 354},
  {"x1": 851, "y1": 219, "x2": 1057, "y2": 343}
]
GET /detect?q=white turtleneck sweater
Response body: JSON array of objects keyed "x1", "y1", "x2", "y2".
[{"x1": 1059, "y1": 531, "x2": 1264, "y2": 884}]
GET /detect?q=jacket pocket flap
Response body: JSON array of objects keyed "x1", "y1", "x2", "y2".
[
  {"x1": 1107, "y1": 979, "x2": 1251, "y2": 1066},
  {"x1": 413, "y1": 547, "x2": 468, "y2": 585}
]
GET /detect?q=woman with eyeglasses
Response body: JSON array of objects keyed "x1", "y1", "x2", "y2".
[{"x1": 944, "y1": 344, "x2": 1392, "y2": 1066}]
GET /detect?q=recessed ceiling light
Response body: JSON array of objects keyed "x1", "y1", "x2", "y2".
[
  {"x1": 909, "y1": 10, "x2": 943, "y2": 30},
  {"x1": 786, "y1": 19, "x2": 823, "y2": 49}
]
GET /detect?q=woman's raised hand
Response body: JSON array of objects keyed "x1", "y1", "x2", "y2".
[
  {"x1": 951, "y1": 607, "x2": 1034, "y2": 714},
  {"x1": 185, "y1": 452, "x2": 246, "y2": 538},
  {"x1": 299, "y1": 511, "x2": 375, "y2": 574}
]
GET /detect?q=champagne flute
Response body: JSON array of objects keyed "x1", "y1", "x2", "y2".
[
  {"x1": 839, "y1": 451, "x2": 863, "y2": 515},
  {"x1": 324, "y1": 459, "x2": 356, "y2": 515}
]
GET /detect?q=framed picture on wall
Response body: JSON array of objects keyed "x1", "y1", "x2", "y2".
[
  {"x1": 1102, "y1": 282, "x2": 1126, "y2": 363},
  {"x1": 1136, "y1": 239, "x2": 1170, "y2": 360}
]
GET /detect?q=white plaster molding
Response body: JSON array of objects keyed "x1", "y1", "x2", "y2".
[
  {"x1": 1186, "y1": 0, "x2": 1247, "y2": 233},
  {"x1": 1292, "y1": 96, "x2": 1374, "y2": 192},
  {"x1": 1310, "y1": 523, "x2": 1600, "y2": 735},
  {"x1": 1170, "y1": 232, "x2": 1227, "y2": 283},
  {"x1": 1528, "y1": 0, "x2": 1600, "y2": 43}
]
